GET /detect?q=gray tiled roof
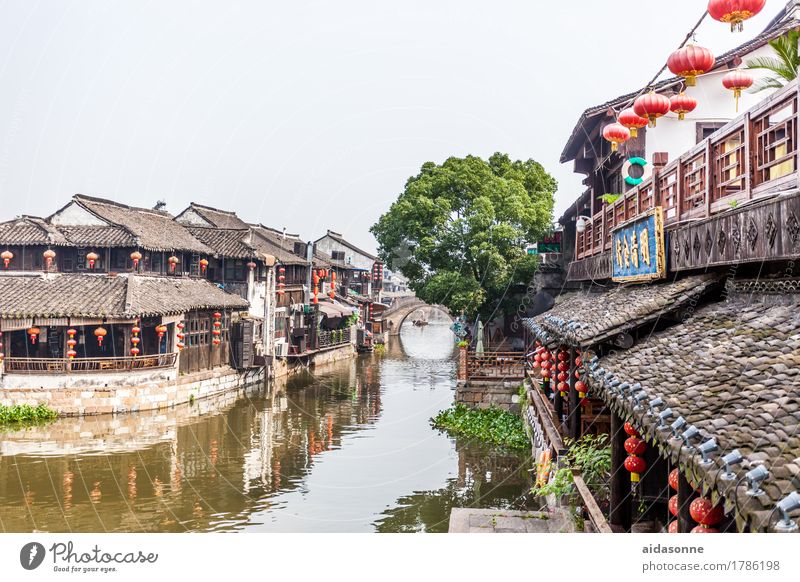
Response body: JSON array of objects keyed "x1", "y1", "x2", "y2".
[
  {"x1": 73, "y1": 195, "x2": 211, "y2": 254},
  {"x1": 522, "y1": 274, "x2": 721, "y2": 348},
  {"x1": 184, "y1": 203, "x2": 250, "y2": 230},
  {"x1": 0, "y1": 273, "x2": 248, "y2": 319},
  {"x1": 249, "y1": 226, "x2": 307, "y2": 265},
  {"x1": 187, "y1": 227, "x2": 256, "y2": 259},
  {"x1": 0, "y1": 216, "x2": 69, "y2": 247},
  {"x1": 586, "y1": 295, "x2": 800, "y2": 532},
  {"x1": 57, "y1": 225, "x2": 136, "y2": 248}
]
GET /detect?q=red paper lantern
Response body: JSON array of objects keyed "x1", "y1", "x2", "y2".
[
  {"x1": 130, "y1": 347, "x2": 140, "y2": 357},
  {"x1": 670, "y1": 92, "x2": 698, "y2": 121},
  {"x1": 624, "y1": 455, "x2": 647, "y2": 482},
  {"x1": 86, "y1": 252, "x2": 99, "y2": 269},
  {"x1": 130, "y1": 251, "x2": 142, "y2": 269},
  {"x1": 213, "y1": 338, "x2": 221, "y2": 346},
  {"x1": 177, "y1": 322, "x2": 185, "y2": 331},
  {"x1": 199, "y1": 258, "x2": 209, "y2": 274},
  {"x1": 575, "y1": 356, "x2": 582, "y2": 367},
  {"x1": 618, "y1": 108, "x2": 648, "y2": 138},
  {"x1": 633, "y1": 92, "x2": 671, "y2": 128},
  {"x1": 67, "y1": 338, "x2": 77, "y2": 349},
  {"x1": 722, "y1": 70, "x2": 754, "y2": 112},
  {"x1": 213, "y1": 312, "x2": 222, "y2": 319},
  {"x1": 94, "y1": 326, "x2": 107, "y2": 347},
  {"x1": 557, "y1": 351, "x2": 568, "y2": 361},
  {"x1": 557, "y1": 372, "x2": 568, "y2": 382},
  {"x1": 623, "y1": 422, "x2": 640, "y2": 438},
  {"x1": 557, "y1": 381, "x2": 568, "y2": 395},
  {"x1": 668, "y1": 520, "x2": 679, "y2": 534},
  {"x1": 667, "y1": 45, "x2": 715, "y2": 87},
  {"x1": 168, "y1": 256, "x2": 180, "y2": 273},
  {"x1": 575, "y1": 380, "x2": 587, "y2": 398},
  {"x1": 691, "y1": 525, "x2": 719, "y2": 533},
  {"x1": 1, "y1": 250, "x2": 13, "y2": 268},
  {"x1": 43, "y1": 249, "x2": 56, "y2": 269},
  {"x1": 156, "y1": 325, "x2": 168, "y2": 341},
  {"x1": 67, "y1": 328, "x2": 77, "y2": 339},
  {"x1": 689, "y1": 498, "x2": 724, "y2": 526},
  {"x1": 247, "y1": 261, "x2": 257, "y2": 271},
  {"x1": 132, "y1": 326, "x2": 141, "y2": 335},
  {"x1": 131, "y1": 337, "x2": 140, "y2": 346},
  {"x1": 602, "y1": 122, "x2": 631, "y2": 153},
  {"x1": 212, "y1": 329, "x2": 221, "y2": 337},
  {"x1": 67, "y1": 349, "x2": 77, "y2": 360},
  {"x1": 557, "y1": 361, "x2": 569, "y2": 372},
  {"x1": 28, "y1": 327, "x2": 41, "y2": 344},
  {"x1": 669, "y1": 495, "x2": 679, "y2": 517},
  {"x1": 708, "y1": 0, "x2": 766, "y2": 32},
  {"x1": 669, "y1": 468, "x2": 680, "y2": 491},
  {"x1": 624, "y1": 437, "x2": 647, "y2": 455}
]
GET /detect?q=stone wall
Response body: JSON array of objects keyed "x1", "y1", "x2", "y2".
[
  {"x1": 271, "y1": 342, "x2": 356, "y2": 379},
  {"x1": 0, "y1": 365, "x2": 265, "y2": 416},
  {"x1": 456, "y1": 380, "x2": 522, "y2": 414}
]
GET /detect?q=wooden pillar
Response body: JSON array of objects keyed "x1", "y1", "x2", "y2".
[
  {"x1": 609, "y1": 411, "x2": 632, "y2": 532},
  {"x1": 554, "y1": 385, "x2": 564, "y2": 428},
  {"x1": 568, "y1": 347, "x2": 581, "y2": 439},
  {"x1": 677, "y1": 470, "x2": 695, "y2": 533}
]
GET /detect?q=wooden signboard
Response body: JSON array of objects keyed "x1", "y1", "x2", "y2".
[{"x1": 611, "y1": 207, "x2": 666, "y2": 283}]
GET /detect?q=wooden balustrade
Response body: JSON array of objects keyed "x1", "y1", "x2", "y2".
[
  {"x1": 466, "y1": 351, "x2": 526, "y2": 381},
  {"x1": 3, "y1": 353, "x2": 178, "y2": 374},
  {"x1": 574, "y1": 80, "x2": 800, "y2": 260}
]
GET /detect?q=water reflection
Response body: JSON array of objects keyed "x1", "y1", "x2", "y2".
[{"x1": 0, "y1": 322, "x2": 533, "y2": 533}]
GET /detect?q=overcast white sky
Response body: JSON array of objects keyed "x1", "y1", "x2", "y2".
[{"x1": 0, "y1": 0, "x2": 786, "y2": 252}]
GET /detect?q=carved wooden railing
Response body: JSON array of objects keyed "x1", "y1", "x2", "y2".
[
  {"x1": 466, "y1": 351, "x2": 526, "y2": 380},
  {"x1": 575, "y1": 80, "x2": 799, "y2": 261},
  {"x1": 318, "y1": 328, "x2": 352, "y2": 349},
  {"x1": 3, "y1": 353, "x2": 178, "y2": 374}
]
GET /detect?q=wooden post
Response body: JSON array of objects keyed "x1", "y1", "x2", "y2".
[
  {"x1": 705, "y1": 138, "x2": 713, "y2": 219},
  {"x1": 609, "y1": 411, "x2": 632, "y2": 532},
  {"x1": 677, "y1": 470, "x2": 695, "y2": 533},
  {"x1": 554, "y1": 384, "x2": 564, "y2": 428},
  {"x1": 568, "y1": 347, "x2": 581, "y2": 440}
]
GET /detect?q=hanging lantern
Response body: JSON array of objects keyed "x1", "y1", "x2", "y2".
[
  {"x1": 131, "y1": 336, "x2": 140, "y2": 346},
  {"x1": 94, "y1": 326, "x2": 107, "y2": 347},
  {"x1": 212, "y1": 338, "x2": 221, "y2": 346},
  {"x1": 28, "y1": 327, "x2": 41, "y2": 344},
  {"x1": 557, "y1": 350, "x2": 568, "y2": 361},
  {"x1": 557, "y1": 382, "x2": 568, "y2": 397},
  {"x1": 130, "y1": 347, "x2": 140, "y2": 357},
  {"x1": 213, "y1": 320, "x2": 222, "y2": 329},
  {"x1": 67, "y1": 328, "x2": 77, "y2": 339},
  {"x1": 668, "y1": 521, "x2": 679, "y2": 534},
  {"x1": 168, "y1": 256, "x2": 180, "y2": 273},
  {"x1": 602, "y1": 122, "x2": 631, "y2": 153},
  {"x1": 623, "y1": 422, "x2": 641, "y2": 438},
  {"x1": 67, "y1": 338, "x2": 77, "y2": 350},
  {"x1": 199, "y1": 258, "x2": 209, "y2": 274},
  {"x1": 86, "y1": 252, "x2": 99, "y2": 269},
  {"x1": 669, "y1": 468, "x2": 680, "y2": 491},
  {"x1": 43, "y1": 249, "x2": 56, "y2": 269},
  {"x1": 708, "y1": 0, "x2": 766, "y2": 32},
  {"x1": 213, "y1": 312, "x2": 222, "y2": 319},
  {"x1": 575, "y1": 380, "x2": 587, "y2": 398},
  {"x1": 667, "y1": 45, "x2": 715, "y2": 87},
  {"x1": 670, "y1": 92, "x2": 698, "y2": 121},
  {"x1": 575, "y1": 356, "x2": 582, "y2": 367},
  {"x1": 624, "y1": 455, "x2": 647, "y2": 483},
  {"x1": 618, "y1": 108, "x2": 648, "y2": 138},
  {"x1": 669, "y1": 495, "x2": 679, "y2": 517},
  {"x1": 691, "y1": 525, "x2": 720, "y2": 533},
  {"x1": 156, "y1": 325, "x2": 168, "y2": 341},
  {"x1": 130, "y1": 251, "x2": 142, "y2": 269},
  {"x1": 689, "y1": 498, "x2": 724, "y2": 528},
  {"x1": 247, "y1": 261, "x2": 257, "y2": 272},
  {"x1": 67, "y1": 349, "x2": 77, "y2": 360},
  {"x1": 722, "y1": 70, "x2": 754, "y2": 112},
  {"x1": 633, "y1": 92, "x2": 671, "y2": 128},
  {"x1": 177, "y1": 322, "x2": 185, "y2": 331},
  {"x1": 624, "y1": 437, "x2": 647, "y2": 455},
  {"x1": 132, "y1": 326, "x2": 141, "y2": 336},
  {"x1": 1, "y1": 250, "x2": 13, "y2": 268},
  {"x1": 557, "y1": 372, "x2": 568, "y2": 382}
]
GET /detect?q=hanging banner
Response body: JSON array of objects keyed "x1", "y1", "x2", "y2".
[{"x1": 611, "y1": 207, "x2": 666, "y2": 283}]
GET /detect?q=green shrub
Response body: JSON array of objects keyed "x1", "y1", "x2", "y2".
[
  {"x1": 0, "y1": 403, "x2": 58, "y2": 426},
  {"x1": 431, "y1": 404, "x2": 528, "y2": 450}
]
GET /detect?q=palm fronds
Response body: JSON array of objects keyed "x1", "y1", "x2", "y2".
[{"x1": 745, "y1": 30, "x2": 800, "y2": 93}]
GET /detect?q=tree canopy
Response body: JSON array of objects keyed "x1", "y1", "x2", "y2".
[{"x1": 371, "y1": 153, "x2": 556, "y2": 318}]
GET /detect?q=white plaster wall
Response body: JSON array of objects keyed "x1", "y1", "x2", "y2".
[
  {"x1": 316, "y1": 236, "x2": 374, "y2": 271},
  {"x1": 49, "y1": 202, "x2": 109, "y2": 226},
  {"x1": 175, "y1": 207, "x2": 213, "y2": 226},
  {"x1": 645, "y1": 45, "x2": 779, "y2": 164}
]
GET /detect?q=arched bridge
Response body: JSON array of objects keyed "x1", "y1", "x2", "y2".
[{"x1": 382, "y1": 296, "x2": 452, "y2": 336}]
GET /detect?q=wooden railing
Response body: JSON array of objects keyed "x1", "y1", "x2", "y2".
[
  {"x1": 318, "y1": 328, "x2": 352, "y2": 349},
  {"x1": 466, "y1": 351, "x2": 526, "y2": 381},
  {"x1": 3, "y1": 353, "x2": 178, "y2": 374},
  {"x1": 575, "y1": 80, "x2": 800, "y2": 260}
]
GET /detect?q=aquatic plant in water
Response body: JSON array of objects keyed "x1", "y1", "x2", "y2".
[{"x1": 431, "y1": 404, "x2": 529, "y2": 450}]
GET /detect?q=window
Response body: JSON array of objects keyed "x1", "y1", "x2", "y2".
[{"x1": 696, "y1": 122, "x2": 726, "y2": 144}]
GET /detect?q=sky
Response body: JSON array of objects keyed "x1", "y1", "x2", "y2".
[{"x1": 0, "y1": 0, "x2": 787, "y2": 253}]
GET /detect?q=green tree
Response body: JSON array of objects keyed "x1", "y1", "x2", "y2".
[
  {"x1": 745, "y1": 30, "x2": 799, "y2": 93},
  {"x1": 371, "y1": 153, "x2": 556, "y2": 318}
]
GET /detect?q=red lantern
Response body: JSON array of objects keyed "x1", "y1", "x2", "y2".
[
  {"x1": 94, "y1": 326, "x2": 107, "y2": 347},
  {"x1": 670, "y1": 92, "x2": 698, "y2": 121},
  {"x1": 618, "y1": 108, "x2": 648, "y2": 138},
  {"x1": 67, "y1": 349, "x2": 77, "y2": 360},
  {"x1": 199, "y1": 258, "x2": 209, "y2": 274},
  {"x1": 247, "y1": 261, "x2": 257, "y2": 271},
  {"x1": 28, "y1": 327, "x2": 41, "y2": 344},
  {"x1": 667, "y1": 45, "x2": 715, "y2": 87},
  {"x1": 557, "y1": 381, "x2": 568, "y2": 395},
  {"x1": 132, "y1": 326, "x2": 141, "y2": 336},
  {"x1": 669, "y1": 468, "x2": 680, "y2": 491},
  {"x1": 541, "y1": 351, "x2": 551, "y2": 361},
  {"x1": 689, "y1": 498, "x2": 724, "y2": 526},
  {"x1": 213, "y1": 338, "x2": 221, "y2": 346},
  {"x1": 574, "y1": 356, "x2": 582, "y2": 367},
  {"x1": 623, "y1": 422, "x2": 640, "y2": 438},
  {"x1": 708, "y1": 0, "x2": 766, "y2": 32},
  {"x1": 575, "y1": 380, "x2": 587, "y2": 398},
  {"x1": 43, "y1": 249, "x2": 56, "y2": 269},
  {"x1": 86, "y1": 252, "x2": 99, "y2": 269},
  {"x1": 1, "y1": 250, "x2": 13, "y2": 268},
  {"x1": 602, "y1": 122, "x2": 631, "y2": 153},
  {"x1": 212, "y1": 329, "x2": 221, "y2": 337},
  {"x1": 168, "y1": 256, "x2": 180, "y2": 273},
  {"x1": 67, "y1": 328, "x2": 77, "y2": 339},
  {"x1": 213, "y1": 321, "x2": 222, "y2": 328},
  {"x1": 722, "y1": 70, "x2": 754, "y2": 112},
  {"x1": 177, "y1": 322, "x2": 185, "y2": 331},
  {"x1": 691, "y1": 525, "x2": 719, "y2": 533},
  {"x1": 156, "y1": 325, "x2": 167, "y2": 341},
  {"x1": 669, "y1": 495, "x2": 679, "y2": 517},
  {"x1": 668, "y1": 520, "x2": 679, "y2": 534},
  {"x1": 624, "y1": 456, "x2": 647, "y2": 482},
  {"x1": 557, "y1": 372, "x2": 568, "y2": 382},
  {"x1": 557, "y1": 351, "x2": 568, "y2": 361},
  {"x1": 557, "y1": 361, "x2": 569, "y2": 372},
  {"x1": 213, "y1": 312, "x2": 222, "y2": 319},
  {"x1": 131, "y1": 337, "x2": 140, "y2": 346},
  {"x1": 624, "y1": 437, "x2": 647, "y2": 455},
  {"x1": 130, "y1": 251, "x2": 142, "y2": 269},
  {"x1": 130, "y1": 347, "x2": 140, "y2": 357},
  {"x1": 633, "y1": 92, "x2": 671, "y2": 128}
]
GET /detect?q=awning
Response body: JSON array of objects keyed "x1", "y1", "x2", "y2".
[
  {"x1": 586, "y1": 291, "x2": 800, "y2": 532},
  {"x1": 522, "y1": 273, "x2": 720, "y2": 348},
  {"x1": 318, "y1": 302, "x2": 356, "y2": 319}
]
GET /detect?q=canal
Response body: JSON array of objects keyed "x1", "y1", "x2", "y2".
[{"x1": 0, "y1": 320, "x2": 534, "y2": 533}]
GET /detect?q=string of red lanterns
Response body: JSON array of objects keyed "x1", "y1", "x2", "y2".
[
  {"x1": 623, "y1": 422, "x2": 647, "y2": 484},
  {"x1": 131, "y1": 324, "x2": 141, "y2": 357},
  {"x1": 277, "y1": 265, "x2": 286, "y2": 297},
  {"x1": 212, "y1": 312, "x2": 222, "y2": 346},
  {"x1": 176, "y1": 321, "x2": 186, "y2": 351}
]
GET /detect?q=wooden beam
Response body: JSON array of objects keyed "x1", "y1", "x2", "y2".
[
  {"x1": 609, "y1": 411, "x2": 632, "y2": 532},
  {"x1": 677, "y1": 470, "x2": 695, "y2": 533},
  {"x1": 568, "y1": 347, "x2": 581, "y2": 439}
]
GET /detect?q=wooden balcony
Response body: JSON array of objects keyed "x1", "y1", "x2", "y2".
[
  {"x1": 466, "y1": 352, "x2": 526, "y2": 381},
  {"x1": 3, "y1": 353, "x2": 178, "y2": 374},
  {"x1": 574, "y1": 80, "x2": 799, "y2": 263}
]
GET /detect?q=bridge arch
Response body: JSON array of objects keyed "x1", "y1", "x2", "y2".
[{"x1": 382, "y1": 297, "x2": 453, "y2": 336}]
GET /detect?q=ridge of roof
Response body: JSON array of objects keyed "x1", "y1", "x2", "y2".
[{"x1": 316, "y1": 230, "x2": 378, "y2": 261}]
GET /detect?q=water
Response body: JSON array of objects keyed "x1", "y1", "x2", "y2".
[{"x1": 0, "y1": 321, "x2": 534, "y2": 533}]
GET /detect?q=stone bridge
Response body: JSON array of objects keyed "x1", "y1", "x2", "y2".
[{"x1": 382, "y1": 296, "x2": 452, "y2": 336}]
